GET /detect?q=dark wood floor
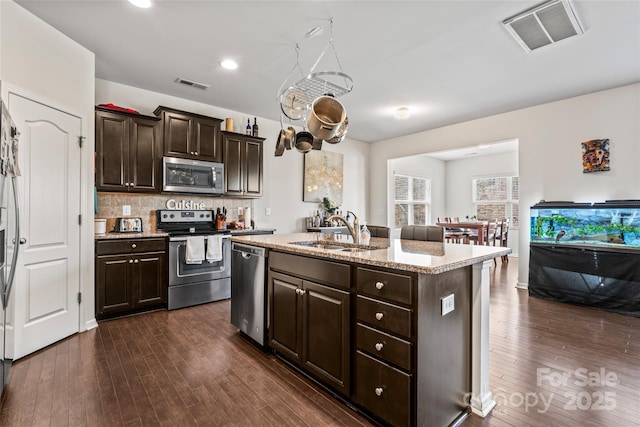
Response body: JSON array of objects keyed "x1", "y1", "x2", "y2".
[{"x1": 1, "y1": 258, "x2": 639, "y2": 426}]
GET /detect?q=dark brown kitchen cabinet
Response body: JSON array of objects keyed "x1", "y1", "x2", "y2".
[
  {"x1": 95, "y1": 238, "x2": 167, "y2": 320},
  {"x1": 154, "y1": 106, "x2": 223, "y2": 162},
  {"x1": 269, "y1": 252, "x2": 350, "y2": 395},
  {"x1": 95, "y1": 108, "x2": 161, "y2": 192},
  {"x1": 222, "y1": 131, "x2": 264, "y2": 198}
]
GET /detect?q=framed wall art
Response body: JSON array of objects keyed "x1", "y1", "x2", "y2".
[
  {"x1": 303, "y1": 150, "x2": 344, "y2": 203},
  {"x1": 581, "y1": 138, "x2": 610, "y2": 173}
]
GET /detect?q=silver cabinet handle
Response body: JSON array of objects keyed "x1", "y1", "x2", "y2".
[
  {"x1": 131, "y1": 243, "x2": 137, "y2": 248},
  {"x1": 194, "y1": 151, "x2": 199, "y2": 156},
  {"x1": 296, "y1": 288, "x2": 306, "y2": 295},
  {"x1": 295, "y1": 288, "x2": 301, "y2": 295},
  {"x1": 13, "y1": 238, "x2": 27, "y2": 244},
  {"x1": 130, "y1": 182, "x2": 135, "y2": 186},
  {"x1": 134, "y1": 259, "x2": 139, "y2": 263},
  {"x1": 375, "y1": 312, "x2": 384, "y2": 321},
  {"x1": 375, "y1": 342, "x2": 384, "y2": 351},
  {"x1": 375, "y1": 281, "x2": 384, "y2": 290},
  {"x1": 375, "y1": 387, "x2": 383, "y2": 397},
  {"x1": 129, "y1": 259, "x2": 134, "y2": 264}
]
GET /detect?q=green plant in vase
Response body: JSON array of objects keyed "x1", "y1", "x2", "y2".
[{"x1": 322, "y1": 197, "x2": 340, "y2": 215}]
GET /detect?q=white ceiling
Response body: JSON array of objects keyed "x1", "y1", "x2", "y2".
[{"x1": 16, "y1": 0, "x2": 640, "y2": 144}]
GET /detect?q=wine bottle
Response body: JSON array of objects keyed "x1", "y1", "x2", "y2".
[
  {"x1": 245, "y1": 119, "x2": 251, "y2": 135},
  {"x1": 252, "y1": 117, "x2": 259, "y2": 137}
]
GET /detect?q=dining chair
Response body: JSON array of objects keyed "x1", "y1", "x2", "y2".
[
  {"x1": 400, "y1": 225, "x2": 444, "y2": 242},
  {"x1": 498, "y1": 218, "x2": 510, "y2": 263},
  {"x1": 465, "y1": 218, "x2": 498, "y2": 246},
  {"x1": 367, "y1": 225, "x2": 390, "y2": 238}
]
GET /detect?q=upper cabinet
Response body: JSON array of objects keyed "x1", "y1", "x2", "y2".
[
  {"x1": 95, "y1": 108, "x2": 161, "y2": 193},
  {"x1": 154, "y1": 106, "x2": 223, "y2": 162},
  {"x1": 222, "y1": 131, "x2": 264, "y2": 198}
]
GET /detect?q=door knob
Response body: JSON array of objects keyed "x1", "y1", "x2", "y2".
[
  {"x1": 375, "y1": 387, "x2": 383, "y2": 397},
  {"x1": 375, "y1": 342, "x2": 384, "y2": 351},
  {"x1": 129, "y1": 259, "x2": 134, "y2": 264},
  {"x1": 375, "y1": 312, "x2": 384, "y2": 321},
  {"x1": 375, "y1": 281, "x2": 384, "y2": 290}
]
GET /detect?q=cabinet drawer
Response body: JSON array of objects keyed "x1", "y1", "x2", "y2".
[
  {"x1": 356, "y1": 323, "x2": 412, "y2": 371},
  {"x1": 357, "y1": 296, "x2": 412, "y2": 338},
  {"x1": 269, "y1": 251, "x2": 350, "y2": 290},
  {"x1": 96, "y1": 238, "x2": 166, "y2": 256},
  {"x1": 354, "y1": 350, "x2": 411, "y2": 427},
  {"x1": 357, "y1": 267, "x2": 413, "y2": 305}
]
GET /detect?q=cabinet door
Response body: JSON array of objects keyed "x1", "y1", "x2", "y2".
[
  {"x1": 129, "y1": 116, "x2": 161, "y2": 192},
  {"x1": 163, "y1": 111, "x2": 192, "y2": 158},
  {"x1": 132, "y1": 252, "x2": 166, "y2": 308},
  {"x1": 302, "y1": 280, "x2": 350, "y2": 395},
  {"x1": 223, "y1": 133, "x2": 244, "y2": 196},
  {"x1": 269, "y1": 271, "x2": 303, "y2": 363},
  {"x1": 244, "y1": 137, "x2": 263, "y2": 197},
  {"x1": 193, "y1": 117, "x2": 222, "y2": 162},
  {"x1": 95, "y1": 111, "x2": 129, "y2": 191},
  {"x1": 96, "y1": 254, "x2": 134, "y2": 317}
]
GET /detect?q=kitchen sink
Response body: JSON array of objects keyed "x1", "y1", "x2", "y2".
[
  {"x1": 289, "y1": 241, "x2": 388, "y2": 251},
  {"x1": 289, "y1": 241, "x2": 346, "y2": 250}
]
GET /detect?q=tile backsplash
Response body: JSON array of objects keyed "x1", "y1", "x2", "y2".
[{"x1": 96, "y1": 192, "x2": 254, "y2": 232}]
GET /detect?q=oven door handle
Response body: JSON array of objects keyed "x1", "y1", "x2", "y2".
[{"x1": 170, "y1": 235, "x2": 230, "y2": 242}]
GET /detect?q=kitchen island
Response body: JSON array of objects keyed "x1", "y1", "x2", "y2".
[{"x1": 230, "y1": 232, "x2": 510, "y2": 426}]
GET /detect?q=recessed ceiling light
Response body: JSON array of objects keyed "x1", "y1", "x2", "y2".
[
  {"x1": 221, "y1": 59, "x2": 238, "y2": 70},
  {"x1": 128, "y1": 0, "x2": 151, "y2": 8},
  {"x1": 393, "y1": 107, "x2": 411, "y2": 120}
]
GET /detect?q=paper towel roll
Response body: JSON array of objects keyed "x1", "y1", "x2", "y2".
[
  {"x1": 225, "y1": 118, "x2": 234, "y2": 132},
  {"x1": 244, "y1": 207, "x2": 251, "y2": 230}
]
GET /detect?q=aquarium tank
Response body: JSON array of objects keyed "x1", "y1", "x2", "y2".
[{"x1": 530, "y1": 200, "x2": 640, "y2": 249}]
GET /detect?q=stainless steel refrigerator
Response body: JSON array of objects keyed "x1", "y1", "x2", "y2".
[{"x1": 0, "y1": 100, "x2": 21, "y2": 398}]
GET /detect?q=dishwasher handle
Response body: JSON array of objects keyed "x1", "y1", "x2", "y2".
[{"x1": 232, "y1": 242, "x2": 267, "y2": 257}]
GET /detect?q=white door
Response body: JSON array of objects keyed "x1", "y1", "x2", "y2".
[{"x1": 6, "y1": 92, "x2": 82, "y2": 359}]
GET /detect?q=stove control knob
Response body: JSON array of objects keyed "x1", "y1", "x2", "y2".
[
  {"x1": 205, "y1": 213, "x2": 210, "y2": 218},
  {"x1": 170, "y1": 214, "x2": 175, "y2": 218},
  {"x1": 162, "y1": 214, "x2": 168, "y2": 218},
  {"x1": 200, "y1": 213, "x2": 204, "y2": 218}
]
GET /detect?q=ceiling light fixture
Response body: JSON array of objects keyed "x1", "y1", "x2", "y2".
[
  {"x1": 128, "y1": 0, "x2": 151, "y2": 8},
  {"x1": 394, "y1": 107, "x2": 411, "y2": 119},
  {"x1": 220, "y1": 59, "x2": 238, "y2": 70}
]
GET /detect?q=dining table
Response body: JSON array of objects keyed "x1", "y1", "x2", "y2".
[{"x1": 437, "y1": 220, "x2": 489, "y2": 245}]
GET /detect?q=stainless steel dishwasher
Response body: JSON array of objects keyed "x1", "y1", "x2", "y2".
[{"x1": 231, "y1": 242, "x2": 268, "y2": 346}]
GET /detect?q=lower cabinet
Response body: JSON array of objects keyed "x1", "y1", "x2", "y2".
[
  {"x1": 269, "y1": 253, "x2": 350, "y2": 395},
  {"x1": 96, "y1": 238, "x2": 167, "y2": 319}
]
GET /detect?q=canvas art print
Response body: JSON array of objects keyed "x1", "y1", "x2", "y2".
[
  {"x1": 303, "y1": 150, "x2": 344, "y2": 204},
  {"x1": 582, "y1": 139, "x2": 610, "y2": 173}
]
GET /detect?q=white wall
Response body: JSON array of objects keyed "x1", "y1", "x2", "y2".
[
  {"x1": 387, "y1": 155, "x2": 445, "y2": 234},
  {"x1": 0, "y1": 0, "x2": 96, "y2": 330},
  {"x1": 445, "y1": 150, "x2": 519, "y2": 255},
  {"x1": 370, "y1": 83, "x2": 640, "y2": 287},
  {"x1": 95, "y1": 79, "x2": 370, "y2": 233}
]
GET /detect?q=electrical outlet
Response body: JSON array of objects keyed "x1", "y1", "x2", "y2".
[
  {"x1": 441, "y1": 294, "x2": 455, "y2": 316},
  {"x1": 265, "y1": 207, "x2": 271, "y2": 215},
  {"x1": 122, "y1": 205, "x2": 131, "y2": 216}
]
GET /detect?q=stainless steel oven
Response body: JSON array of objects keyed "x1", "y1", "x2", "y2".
[{"x1": 157, "y1": 209, "x2": 230, "y2": 310}]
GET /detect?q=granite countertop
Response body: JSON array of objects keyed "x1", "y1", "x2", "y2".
[
  {"x1": 230, "y1": 232, "x2": 511, "y2": 275},
  {"x1": 230, "y1": 228, "x2": 276, "y2": 235},
  {"x1": 95, "y1": 231, "x2": 169, "y2": 240}
]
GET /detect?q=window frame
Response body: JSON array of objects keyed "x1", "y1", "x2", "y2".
[
  {"x1": 393, "y1": 173, "x2": 431, "y2": 229},
  {"x1": 472, "y1": 175, "x2": 519, "y2": 229}
]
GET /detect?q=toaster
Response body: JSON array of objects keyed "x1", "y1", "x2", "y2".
[{"x1": 114, "y1": 217, "x2": 143, "y2": 233}]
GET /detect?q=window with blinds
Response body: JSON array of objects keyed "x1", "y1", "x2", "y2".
[
  {"x1": 472, "y1": 176, "x2": 519, "y2": 227},
  {"x1": 394, "y1": 174, "x2": 430, "y2": 228}
]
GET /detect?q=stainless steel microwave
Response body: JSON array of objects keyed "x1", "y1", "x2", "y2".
[{"x1": 162, "y1": 156, "x2": 224, "y2": 195}]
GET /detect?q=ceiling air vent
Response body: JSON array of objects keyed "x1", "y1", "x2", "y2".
[
  {"x1": 175, "y1": 77, "x2": 210, "y2": 90},
  {"x1": 503, "y1": 0, "x2": 584, "y2": 52}
]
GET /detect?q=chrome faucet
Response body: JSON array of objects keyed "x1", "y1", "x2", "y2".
[{"x1": 327, "y1": 211, "x2": 360, "y2": 245}]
